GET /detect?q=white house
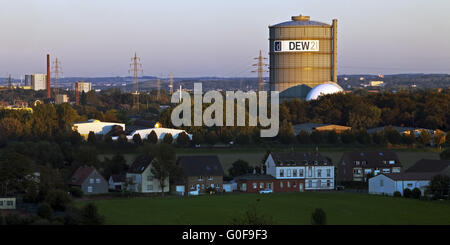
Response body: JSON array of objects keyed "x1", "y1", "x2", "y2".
[
  {"x1": 368, "y1": 173, "x2": 434, "y2": 196},
  {"x1": 108, "y1": 174, "x2": 126, "y2": 191},
  {"x1": 126, "y1": 155, "x2": 169, "y2": 193},
  {"x1": 72, "y1": 119, "x2": 125, "y2": 139},
  {"x1": 265, "y1": 152, "x2": 335, "y2": 191}
]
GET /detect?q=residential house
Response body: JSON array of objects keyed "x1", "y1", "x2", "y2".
[
  {"x1": 68, "y1": 166, "x2": 108, "y2": 195},
  {"x1": 337, "y1": 151, "x2": 402, "y2": 182},
  {"x1": 234, "y1": 174, "x2": 276, "y2": 193},
  {"x1": 177, "y1": 155, "x2": 224, "y2": 194},
  {"x1": 369, "y1": 173, "x2": 435, "y2": 196},
  {"x1": 108, "y1": 174, "x2": 126, "y2": 191},
  {"x1": 405, "y1": 159, "x2": 450, "y2": 176},
  {"x1": 0, "y1": 197, "x2": 16, "y2": 210},
  {"x1": 126, "y1": 155, "x2": 169, "y2": 193},
  {"x1": 265, "y1": 151, "x2": 335, "y2": 191}
]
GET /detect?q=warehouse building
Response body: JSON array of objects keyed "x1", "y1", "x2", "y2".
[{"x1": 72, "y1": 119, "x2": 125, "y2": 139}]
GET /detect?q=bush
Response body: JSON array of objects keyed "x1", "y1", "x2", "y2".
[
  {"x1": 311, "y1": 208, "x2": 327, "y2": 225},
  {"x1": 45, "y1": 189, "x2": 72, "y2": 211},
  {"x1": 162, "y1": 133, "x2": 173, "y2": 144},
  {"x1": 403, "y1": 188, "x2": 412, "y2": 198},
  {"x1": 393, "y1": 191, "x2": 401, "y2": 197},
  {"x1": 411, "y1": 188, "x2": 422, "y2": 199},
  {"x1": 132, "y1": 134, "x2": 143, "y2": 145},
  {"x1": 70, "y1": 187, "x2": 84, "y2": 198},
  {"x1": 0, "y1": 214, "x2": 3, "y2": 225},
  {"x1": 4, "y1": 214, "x2": 23, "y2": 225},
  {"x1": 37, "y1": 202, "x2": 53, "y2": 219},
  {"x1": 80, "y1": 203, "x2": 104, "y2": 225}
]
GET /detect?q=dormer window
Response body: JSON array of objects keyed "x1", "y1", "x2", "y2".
[{"x1": 389, "y1": 160, "x2": 395, "y2": 164}]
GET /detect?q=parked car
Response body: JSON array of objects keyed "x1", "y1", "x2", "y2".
[
  {"x1": 259, "y1": 188, "x2": 273, "y2": 194},
  {"x1": 336, "y1": 185, "x2": 345, "y2": 191}
]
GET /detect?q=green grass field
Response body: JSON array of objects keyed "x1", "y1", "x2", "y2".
[{"x1": 77, "y1": 192, "x2": 450, "y2": 225}]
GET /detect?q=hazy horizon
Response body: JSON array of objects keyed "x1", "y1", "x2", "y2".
[{"x1": 1, "y1": 0, "x2": 449, "y2": 78}]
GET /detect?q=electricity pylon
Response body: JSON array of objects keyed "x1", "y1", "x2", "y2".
[
  {"x1": 252, "y1": 50, "x2": 268, "y2": 92},
  {"x1": 52, "y1": 58, "x2": 62, "y2": 96},
  {"x1": 129, "y1": 52, "x2": 143, "y2": 112}
]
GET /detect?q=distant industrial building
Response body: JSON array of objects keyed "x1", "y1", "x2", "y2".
[
  {"x1": 76, "y1": 81, "x2": 92, "y2": 93},
  {"x1": 31, "y1": 74, "x2": 47, "y2": 91},
  {"x1": 55, "y1": 94, "x2": 69, "y2": 104},
  {"x1": 269, "y1": 14, "x2": 339, "y2": 100},
  {"x1": 24, "y1": 75, "x2": 32, "y2": 86},
  {"x1": 72, "y1": 119, "x2": 125, "y2": 139}
]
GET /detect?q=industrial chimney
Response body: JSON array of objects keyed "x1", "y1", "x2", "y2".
[
  {"x1": 47, "y1": 54, "x2": 51, "y2": 99},
  {"x1": 75, "y1": 82, "x2": 79, "y2": 106}
]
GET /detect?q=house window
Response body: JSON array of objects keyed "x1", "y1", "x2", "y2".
[
  {"x1": 355, "y1": 161, "x2": 360, "y2": 166},
  {"x1": 389, "y1": 160, "x2": 395, "y2": 164},
  {"x1": 327, "y1": 180, "x2": 331, "y2": 187},
  {"x1": 293, "y1": 169, "x2": 297, "y2": 177},
  {"x1": 241, "y1": 183, "x2": 247, "y2": 191},
  {"x1": 279, "y1": 169, "x2": 284, "y2": 177},
  {"x1": 147, "y1": 185, "x2": 153, "y2": 191},
  {"x1": 308, "y1": 168, "x2": 312, "y2": 177},
  {"x1": 407, "y1": 183, "x2": 413, "y2": 188},
  {"x1": 267, "y1": 183, "x2": 272, "y2": 189},
  {"x1": 326, "y1": 169, "x2": 331, "y2": 177},
  {"x1": 90, "y1": 178, "x2": 94, "y2": 184},
  {"x1": 201, "y1": 184, "x2": 205, "y2": 189},
  {"x1": 95, "y1": 178, "x2": 100, "y2": 184},
  {"x1": 191, "y1": 185, "x2": 195, "y2": 189},
  {"x1": 6, "y1": 201, "x2": 13, "y2": 206},
  {"x1": 210, "y1": 184, "x2": 214, "y2": 188},
  {"x1": 362, "y1": 161, "x2": 367, "y2": 165},
  {"x1": 198, "y1": 176, "x2": 203, "y2": 181},
  {"x1": 317, "y1": 180, "x2": 321, "y2": 188},
  {"x1": 0, "y1": 201, "x2": 3, "y2": 206},
  {"x1": 253, "y1": 183, "x2": 257, "y2": 189},
  {"x1": 380, "y1": 179, "x2": 384, "y2": 187},
  {"x1": 280, "y1": 182, "x2": 284, "y2": 188},
  {"x1": 259, "y1": 183, "x2": 264, "y2": 188},
  {"x1": 287, "y1": 181, "x2": 290, "y2": 188},
  {"x1": 317, "y1": 169, "x2": 322, "y2": 177},
  {"x1": 299, "y1": 169, "x2": 304, "y2": 177},
  {"x1": 382, "y1": 169, "x2": 390, "y2": 174},
  {"x1": 87, "y1": 186, "x2": 93, "y2": 193},
  {"x1": 208, "y1": 176, "x2": 213, "y2": 180},
  {"x1": 287, "y1": 169, "x2": 292, "y2": 177},
  {"x1": 293, "y1": 181, "x2": 297, "y2": 187},
  {"x1": 308, "y1": 180, "x2": 312, "y2": 188},
  {"x1": 147, "y1": 175, "x2": 153, "y2": 181}
]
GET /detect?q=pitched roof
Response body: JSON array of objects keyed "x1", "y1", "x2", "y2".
[
  {"x1": 177, "y1": 155, "x2": 224, "y2": 176},
  {"x1": 234, "y1": 174, "x2": 275, "y2": 181},
  {"x1": 340, "y1": 151, "x2": 401, "y2": 168},
  {"x1": 128, "y1": 155, "x2": 154, "y2": 174},
  {"x1": 405, "y1": 159, "x2": 450, "y2": 173},
  {"x1": 69, "y1": 166, "x2": 95, "y2": 185},
  {"x1": 270, "y1": 151, "x2": 331, "y2": 166},
  {"x1": 383, "y1": 172, "x2": 436, "y2": 181},
  {"x1": 110, "y1": 174, "x2": 126, "y2": 182}
]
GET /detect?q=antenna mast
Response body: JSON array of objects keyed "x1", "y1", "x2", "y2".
[
  {"x1": 169, "y1": 74, "x2": 173, "y2": 94},
  {"x1": 129, "y1": 52, "x2": 143, "y2": 112}
]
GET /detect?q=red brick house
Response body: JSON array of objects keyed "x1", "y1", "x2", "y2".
[{"x1": 177, "y1": 155, "x2": 224, "y2": 194}]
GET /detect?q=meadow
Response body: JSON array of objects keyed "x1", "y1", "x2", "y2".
[{"x1": 77, "y1": 192, "x2": 450, "y2": 225}]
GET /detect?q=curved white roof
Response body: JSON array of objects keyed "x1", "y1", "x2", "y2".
[{"x1": 305, "y1": 82, "x2": 344, "y2": 101}]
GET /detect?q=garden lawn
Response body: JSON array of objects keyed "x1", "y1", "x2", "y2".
[{"x1": 77, "y1": 192, "x2": 450, "y2": 225}]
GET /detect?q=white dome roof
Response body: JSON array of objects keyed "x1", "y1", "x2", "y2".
[{"x1": 305, "y1": 82, "x2": 344, "y2": 101}]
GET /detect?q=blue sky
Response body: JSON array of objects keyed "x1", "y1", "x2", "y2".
[{"x1": 0, "y1": 0, "x2": 449, "y2": 77}]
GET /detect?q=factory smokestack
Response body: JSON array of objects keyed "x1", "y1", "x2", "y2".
[
  {"x1": 47, "y1": 54, "x2": 51, "y2": 99},
  {"x1": 75, "y1": 82, "x2": 79, "y2": 106}
]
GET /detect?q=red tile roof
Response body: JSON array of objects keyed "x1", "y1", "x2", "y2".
[{"x1": 68, "y1": 166, "x2": 95, "y2": 186}]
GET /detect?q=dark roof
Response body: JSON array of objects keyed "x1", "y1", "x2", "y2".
[
  {"x1": 383, "y1": 172, "x2": 436, "y2": 181},
  {"x1": 271, "y1": 20, "x2": 330, "y2": 28},
  {"x1": 405, "y1": 159, "x2": 450, "y2": 173},
  {"x1": 340, "y1": 151, "x2": 401, "y2": 168},
  {"x1": 110, "y1": 174, "x2": 126, "y2": 182},
  {"x1": 128, "y1": 155, "x2": 154, "y2": 174},
  {"x1": 68, "y1": 166, "x2": 95, "y2": 186},
  {"x1": 270, "y1": 152, "x2": 331, "y2": 166},
  {"x1": 234, "y1": 174, "x2": 275, "y2": 181},
  {"x1": 177, "y1": 155, "x2": 224, "y2": 176}
]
